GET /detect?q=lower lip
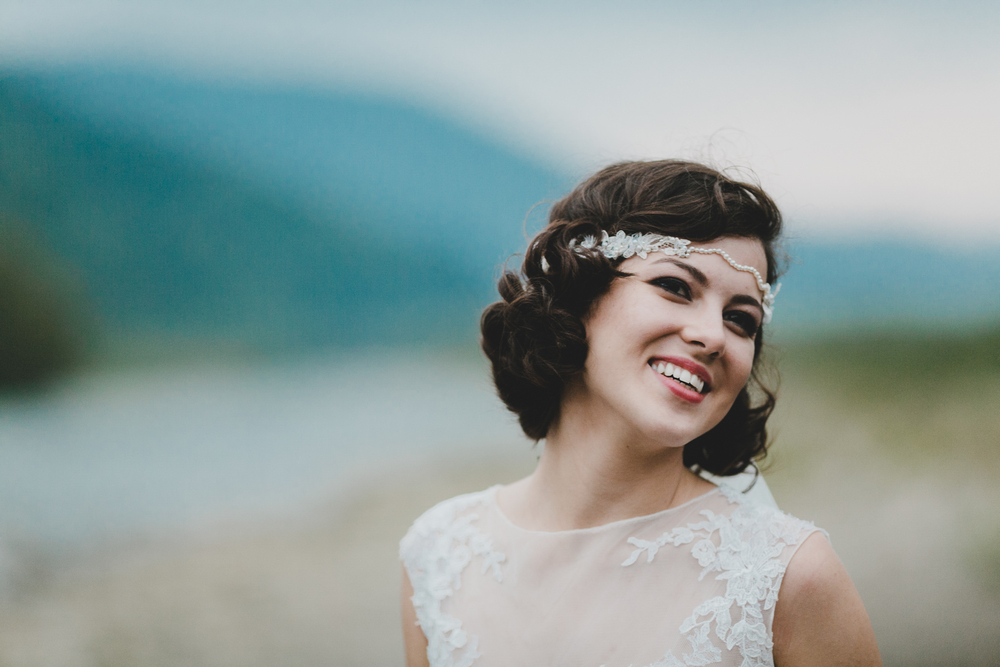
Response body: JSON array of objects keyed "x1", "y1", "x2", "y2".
[{"x1": 653, "y1": 367, "x2": 706, "y2": 403}]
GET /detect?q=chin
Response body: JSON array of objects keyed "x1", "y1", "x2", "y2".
[{"x1": 634, "y1": 417, "x2": 710, "y2": 451}]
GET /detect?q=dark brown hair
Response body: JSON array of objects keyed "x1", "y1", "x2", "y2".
[{"x1": 480, "y1": 160, "x2": 784, "y2": 476}]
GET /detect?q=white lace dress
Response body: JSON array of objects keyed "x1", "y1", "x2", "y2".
[{"x1": 400, "y1": 484, "x2": 824, "y2": 667}]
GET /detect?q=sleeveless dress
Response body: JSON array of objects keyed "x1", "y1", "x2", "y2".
[{"x1": 399, "y1": 483, "x2": 824, "y2": 667}]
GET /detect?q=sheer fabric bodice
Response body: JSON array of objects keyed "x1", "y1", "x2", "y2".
[{"x1": 400, "y1": 484, "x2": 823, "y2": 667}]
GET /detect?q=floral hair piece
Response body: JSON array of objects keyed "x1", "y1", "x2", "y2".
[{"x1": 569, "y1": 230, "x2": 779, "y2": 323}]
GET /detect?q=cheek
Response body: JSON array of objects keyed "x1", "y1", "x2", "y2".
[
  {"x1": 729, "y1": 341, "x2": 757, "y2": 391},
  {"x1": 583, "y1": 288, "x2": 642, "y2": 348}
]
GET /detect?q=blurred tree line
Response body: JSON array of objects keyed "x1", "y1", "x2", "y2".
[{"x1": 0, "y1": 213, "x2": 90, "y2": 390}]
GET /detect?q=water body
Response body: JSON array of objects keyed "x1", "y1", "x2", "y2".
[{"x1": 0, "y1": 353, "x2": 529, "y2": 546}]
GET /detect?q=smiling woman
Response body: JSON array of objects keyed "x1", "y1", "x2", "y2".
[
  {"x1": 400, "y1": 161, "x2": 881, "y2": 667},
  {"x1": 575, "y1": 236, "x2": 764, "y2": 458}
]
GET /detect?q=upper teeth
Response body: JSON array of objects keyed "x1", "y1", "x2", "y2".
[{"x1": 653, "y1": 362, "x2": 705, "y2": 393}]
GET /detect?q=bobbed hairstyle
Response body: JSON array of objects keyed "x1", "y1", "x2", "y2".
[{"x1": 480, "y1": 160, "x2": 784, "y2": 477}]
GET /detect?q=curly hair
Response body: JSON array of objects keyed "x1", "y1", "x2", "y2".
[{"x1": 480, "y1": 160, "x2": 784, "y2": 477}]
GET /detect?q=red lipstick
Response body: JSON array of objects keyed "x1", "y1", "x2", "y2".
[{"x1": 648, "y1": 356, "x2": 712, "y2": 404}]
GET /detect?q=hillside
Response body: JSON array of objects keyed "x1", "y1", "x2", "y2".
[
  {"x1": 0, "y1": 68, "x2": 568, "y2": 362},
  {"x1": 1, "y1": 65, "x2": 998, "y2": 374}
]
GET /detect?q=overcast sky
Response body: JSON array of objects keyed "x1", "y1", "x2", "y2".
[{"x1": 2, "y1": 0, "x2": 998, "y2": 240}]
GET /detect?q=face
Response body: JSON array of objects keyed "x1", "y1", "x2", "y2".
[{"x1": 571, "y1": 235, "x2": 768, "y2": 449}]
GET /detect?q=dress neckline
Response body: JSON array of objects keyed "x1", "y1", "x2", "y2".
[{"x1": 487, "y1": 484, "x2": 723, "y2": 536}]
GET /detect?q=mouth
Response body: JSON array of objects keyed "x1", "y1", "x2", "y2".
[{"x1": 648, "y1": 359, "x2": 710, "y2": 395}]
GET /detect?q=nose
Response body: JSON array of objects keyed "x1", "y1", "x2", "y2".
[{"x1": 679, "y1": 305, "x2": 727, "y2": 359}]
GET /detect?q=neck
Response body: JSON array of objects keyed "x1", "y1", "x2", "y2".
[{"x1": 500, "y1": 388, "x2": 714, "y2": 531}]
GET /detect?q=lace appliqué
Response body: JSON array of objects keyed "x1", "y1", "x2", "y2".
[
  {"x1": 622, "y1": 486, "x2": 820, "y2": 667},
  {"x1": 400, "y1": 490, "x2": 505, "y2": 667}
]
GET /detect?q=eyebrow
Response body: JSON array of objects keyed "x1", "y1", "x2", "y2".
[
  {"x1": 653, "y1": 257, "x2": 764, "y2": 316},
  {"x1": 730, "y1": 294, "x2": 765, "y2": 315},
  {"x1": 655, "y1": 257, "x2": 708, "y2": 286}
]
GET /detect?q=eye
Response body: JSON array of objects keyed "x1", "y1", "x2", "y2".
[
  {"x1": 724, "y1": 310, "x2": 760, "y2": 338},
  {"x1": 651, "y1": 276, "x2": 692, "y2": 299}
]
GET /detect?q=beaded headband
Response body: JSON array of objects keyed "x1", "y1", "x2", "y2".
[{"x1": 567, "y1": 230, "x2": 779, "y2": 323}]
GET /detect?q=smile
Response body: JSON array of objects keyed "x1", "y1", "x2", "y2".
[{"x1": 649, "y1": 360, "x2": 708, "y2": 394}]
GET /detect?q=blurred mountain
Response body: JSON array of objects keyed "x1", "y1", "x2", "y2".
[
  {"x1": 0, "y1": 67, "x2": 569, "y2": 361},
  {"x1": 0, "y1": 65, "x2": 997, "y2": 371},
  {"x1": 776, "y1": 239, "x2": 1000, "y2": 333}
]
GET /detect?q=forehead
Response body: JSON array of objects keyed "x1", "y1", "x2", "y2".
[
  {"x1": 615, "y1": 236, "x2": 769, "y2": 313},
  {"x1": 626, "y1": 236, "x2": 768, "y2": 281},
  {"x1": 687, "y1": 236, "x2": 768, "y2": 278}
]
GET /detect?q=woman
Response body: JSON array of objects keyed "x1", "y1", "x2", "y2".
[{"x1": 400, "y1": 161, "x2": 880, "y2": 667}]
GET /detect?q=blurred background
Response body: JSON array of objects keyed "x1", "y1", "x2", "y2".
[{"x1": 0, "y1": 1, "x2": 998, "y2": 665}]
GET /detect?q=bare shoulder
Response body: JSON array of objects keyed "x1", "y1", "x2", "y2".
[
  {"x1": 773, "y1": 532, "x2": 882, "y2": 667},
  {"x1": 401, "y1": 564, "x2": 430, "y2": 667}
]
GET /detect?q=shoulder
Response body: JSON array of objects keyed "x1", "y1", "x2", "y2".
[
  {"x1": 772, "y1": 525, "x2": 882, "y2": 666},
  {"x1": 399, "y1": 486, "x2": 498, "y2": 568},
  {"x1": 775, "y1": 531, "x2": 848, "y2": 617},
  {"x1": 715, "y1": 483, "x2": 827, "y2": 587},
  {"x1": 780, "y1": 531, "x2": 841, "y2": 590},
  {"x1": 399, "y1": 487, "x2": 506, "y2": 667},
  {"x1": 715, "y1": 482, "x2": 824, "y2": 548}
]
